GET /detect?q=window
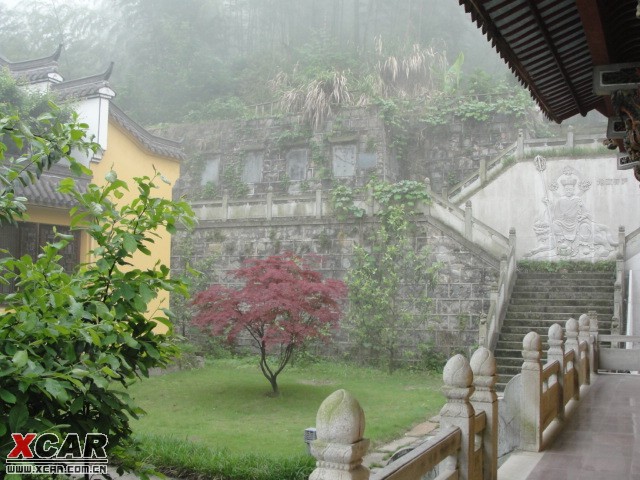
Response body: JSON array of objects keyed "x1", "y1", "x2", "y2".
[
  {"x1": 332, "y1": 144, "x2": 357, "y2": 177},
  {"x1": 286, "y1": 149, "x2": 309, "y2": 181},
  {"x1": 200, "y1": 157, "x2": 221, "y2": 186},
  {"x1": 242, "y1": 151, "x2": 264, "y2": 183},
  {"x1": 0, "y1": 222, "x2": 81, "y2": 294}
]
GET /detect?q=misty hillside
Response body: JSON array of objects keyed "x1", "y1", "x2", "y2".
[{"x1": 0, "y1": 0, "x2": 524, "y2": 126}]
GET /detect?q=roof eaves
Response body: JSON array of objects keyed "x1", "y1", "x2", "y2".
[{"x1": 109, "y1": 104, "x2": 186, "y2": 162}]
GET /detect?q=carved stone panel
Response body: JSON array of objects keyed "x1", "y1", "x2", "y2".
[
  {"x1": 332, "y1": 144, "x2": 357, "y2": 177},
  {"x1": 286, "y1": 148, "x2": 309, "y2": 181},
  {"x1": 242, "y1": 151, "x2": 263, "y2": 184},
  {"x1": 200, "y1": 156, "x2": 220, "y2": 185}
]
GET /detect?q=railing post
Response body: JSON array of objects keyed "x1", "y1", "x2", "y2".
[
  {"x1": 266, "y1": 186, "x2": 273, "y2": 221},
  {"x1": 464, "y1": 201, "x2": 473, "y2": 240},
  {"x1": 424, "y1": 177, "x2": 432, "y2": 215},
  {"x1": 470, "y1": 347, "x2": 498, "y2": 480},
  {"x1": 516, "y1": 129, "x2": 525, "y2": 160},
  {"x1": 566, "y1": 125, "x2": 574, "y2": 148},
  {"x1": 479, "y1": 313, "x2": 487, "y2": 347},
  {"x1": 521, "y1": 331, "x2": 542, "y2": 451},
  {"x1": 565, "y1": 318, "x2": 582, "y2": 393},
  {"x1": 547, "y1": 324, "x2": 565, "y2": 420},
  {"x1": 222, "y1": 190, "x2": 230, "y2": 221},
  {"x1": 614, "y1": 281, "x2": 622, "y2": 328},
  {"x1": 589, "y1": 310, "x2": 599, "y2": 373},
  {"x1": 509, "y1": 227, "x2": 516, "y2": 254},
  {"x1": 315, "y1": 188, "x2": 323, "y2": 219},
  {"x1": 578, "y1": 314, "x2": 591, "y2": 385},
  {"x1": 618, "y1": 226, "x2": 626, "y2": 259},
  {"x1": 440, "y1": 354, "x2": 475, "y2": 480},
  {"x1": 310, "y1": 389, "x2": 370, "y2": 480}
]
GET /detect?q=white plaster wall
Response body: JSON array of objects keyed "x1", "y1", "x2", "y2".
[{"x1": 468, "y1": 156, "x2": 640, "y2": 260}]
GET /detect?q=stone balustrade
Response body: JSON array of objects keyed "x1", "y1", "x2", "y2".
[
  {"x1": 309, "y1": 347, "x2": 498, "y2": 480},
  {"x1": 507, "y1": 315, "x2": 596, "y2": 453},
  {"x1": 309, "y1": 312, "x2": 611, "y2": 479}
]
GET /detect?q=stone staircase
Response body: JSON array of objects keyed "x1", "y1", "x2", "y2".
[{"x1": 494, "y1": 271, "x2": 615, "y2": 390}]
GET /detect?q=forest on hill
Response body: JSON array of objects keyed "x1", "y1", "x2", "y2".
[{"x1": 0, "y1": 0, "x2": 537, "y2": 127}]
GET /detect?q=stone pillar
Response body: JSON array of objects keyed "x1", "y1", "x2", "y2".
[
  {"x1": 222, "y1": 190, "x2": 229, "y2": 221},
  {"x1": 424, "y1": 178, "x2": 431, "y2": 215},
  {"x1": 470, "y1": 347, "x2": 498, "y2": 480},
  {"x1": 440, "y1": 354, "x2": 476, "y2": 480},
  {"x1": 315, "y1": 188, "x2": 323, "y2": 219},
  {"x1": 465, "y1": 201, "x2": 473, "y2": 241},
  {"x1": 578, "y1": 314, "x2": 591, "y2": 385},
  {"x1": 310, "y1": 389, "x2": 370, "y2": 480},
  {"x1": 565, "y1": 318, "x2": 581, "y2": 392},
  {"x1": 266, "y1": 186, "x2": 273, "y2": 221},
  {"x1": 614, "y1": 282, "x2": 622, "y2": 328},
  {"x1": 589, "y1": 310, "x2": 599, "y2": 373},
  {"x1": 516, "y1": 129, "x2": 525, "y2": 160},
  {"x1": 478, "y1": 314, "x2": 487, "y2": 347},
  {"x1": 547, "y1": 324, "x2": 565, "y2": 420},
  {"x1": 521, "y1": 331, "x2": 542, "y2": 451},
  {"x1": 509, "y1": 227, "x2": 517, "y2": 253},
  {"x1": 618, "y1": 226, "x2": 626, "y2": 259},
  {"x1": 566, "y1": 125, "x2": 574, "y2": 148}
]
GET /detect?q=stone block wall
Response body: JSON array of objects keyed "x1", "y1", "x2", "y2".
[{"x1": 173, "y1": 215, "x2": 498, "y2": 363}]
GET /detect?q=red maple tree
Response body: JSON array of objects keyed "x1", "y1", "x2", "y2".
[{"x1": 191, "y1": 253, "x2": 347, "y2": 395}]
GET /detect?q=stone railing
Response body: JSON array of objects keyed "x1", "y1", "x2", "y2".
[
  {"x1": 502, "y1": 313, "x2": 597, "y2": 452},
  {"x1": 598, "y1": 333, "x2": 640, "y2": 371},
  {"x1": 615, "y1": 226, "x2": 627, "y2": 332},
  {"x1": 479, "y1": 228, "x2": 517, "y2": 350},
  {"x1": 448, "y1": 128, "x2": 606, "y2": 205},
  {"x1": 309, "y1": 347, "x2": 498, "y2": 480},
  {"x1": 191, "y1": 179, "x2": 511, "y2": 260}
]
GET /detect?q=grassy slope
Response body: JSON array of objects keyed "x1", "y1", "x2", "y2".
[{"x1": 128, "y1": 358, "x2": 444, "y2": 458}]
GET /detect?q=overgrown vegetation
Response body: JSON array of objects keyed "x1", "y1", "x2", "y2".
[
  {"x1": 345, "y1": 179, "x2": 442, "y2": 372},
  {"x1": 0, "y1": 78, "x2": 196, "y2": 477},
  {"x1": 517, "y1": 260, "x2": 616, "y2": 273}
]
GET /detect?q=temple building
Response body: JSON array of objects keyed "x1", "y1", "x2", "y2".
[{"x1": 0, "y1": 45, "x2": 184, "y2": 327}]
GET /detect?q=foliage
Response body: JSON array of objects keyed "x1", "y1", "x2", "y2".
[
  {"x1": 0, "y1": 71, "x2": 83, "y2": 225},
  {"x1": 0, "y1": 90, "x2": 196, "y2": 476},
  {"x1": 222, "y1": 162, "x2": 250, "y2": 198},
  {"x1": 132, "y1": 435, "x2": 315, "y2": 480},
  {"x1": 347, "y1": 180, "x2": 440, "y2": 372},
  {"x1": 421, "y1": 70, "x2": 535, "y2": 126},
  {"x1": 329, "y1": 184, "x2": 366, "y2": 220},
  {"x1": 191, "y1": 254, "x2": 347, "y2": 395},
  {"x1": 517, "y1": 260, "x2": 616, "y2": 273},
  {"x1": 374, "y1": 97, "x2": 412, "y2": 163}
]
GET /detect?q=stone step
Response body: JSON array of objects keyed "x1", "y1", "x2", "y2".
[
  {"x1": 509, "y1": 299, "x2": 613, "y2": 315},
  {"x1": 516, "y1": 272, "x2": 615, "y2": 279},
  {"x1": 504, "y1": 314, "x2": 612, "y2": 323},
  {"x1": 508, "y1": 298, "x2": 613, "y2": 307},
  {"x1": 509, "y1": 290, "x2": 613, "y2": 300},
  {"x1": 514, "y1": 278, "x2": 615, "y2": 287}
]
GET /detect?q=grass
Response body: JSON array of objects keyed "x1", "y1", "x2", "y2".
[{"x1": 127, "y1": 358, "x2": 444, "y2": 458}]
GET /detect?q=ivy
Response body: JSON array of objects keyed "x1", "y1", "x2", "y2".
[
  {"x1": 329, "y1": 184, "x2": 365, "y2": 220},
  {"x1": 222, "y1": 163, "x2": 249, "y2": 198}
]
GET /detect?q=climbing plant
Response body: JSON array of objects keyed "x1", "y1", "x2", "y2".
[{"x1": 345, "y1": 179, "x2": 441, "y2": 372}]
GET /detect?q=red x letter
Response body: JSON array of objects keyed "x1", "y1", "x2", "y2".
[{"x1": 8, "y1": 433, "x2": 36, "y2": 458}]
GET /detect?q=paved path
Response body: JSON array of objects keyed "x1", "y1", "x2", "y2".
[{"x1": 501, "y1": 373, "x2": 640, "y2": 480}]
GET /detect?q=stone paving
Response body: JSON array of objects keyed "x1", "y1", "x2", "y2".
[
  {"x1": 364, "y1": 419, "x2": 439, "y2": 471},
  {"x1": 501, "y1": 373, "x2": 640, "y2": 480}
]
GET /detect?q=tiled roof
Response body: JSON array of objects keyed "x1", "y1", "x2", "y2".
[
  {"x1": 0, "y1": 44, "x2": 62, "y2": 83},
  {"x1": 52, "y1": 62, "x2": 114, "y2": 100},
  {"x1": 109, "y1": 104, "x2": 185, "y2": 161},
  {"x1": 457, "y1": 1, "x2": 640, "y2": 123},
  {"x1": 15, "y1": 164, "x2": 90, "y2": 210}
]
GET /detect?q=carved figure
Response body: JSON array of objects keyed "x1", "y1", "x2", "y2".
[{"x1": 527, "y1": 165, "x2": 617, "y2": 259}]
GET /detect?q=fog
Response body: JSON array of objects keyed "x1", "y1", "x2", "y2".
[{"x1": 0, "y1": 0, "x2": 511, "y2": 125}]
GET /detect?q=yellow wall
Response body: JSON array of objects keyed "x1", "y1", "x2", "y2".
[{"x1": 89, "y1": 118, "x2": 182, "y2": 331}]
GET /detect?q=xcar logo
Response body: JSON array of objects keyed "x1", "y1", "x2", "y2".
[{"x1": 6, "y1": 433, "x2": 108, "y2": 475}]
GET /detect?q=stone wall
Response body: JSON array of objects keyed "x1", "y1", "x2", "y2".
[
  {"x1": 154, "y1": 106, "x2": 527, "y2": 202},
  {"x1": 172, "y1": 214, "x2": 498, "y2": 362}
]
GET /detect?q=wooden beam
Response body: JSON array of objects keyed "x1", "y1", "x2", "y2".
[{"x1": 575, "y1": 0, "x2": 610, "y2": 66}]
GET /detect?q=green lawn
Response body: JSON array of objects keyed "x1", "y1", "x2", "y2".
[{"x1": 128, "y1": 358, "x2": 445, "y2": 458}]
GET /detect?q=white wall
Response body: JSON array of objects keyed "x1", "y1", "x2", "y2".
[{"x1": 468, "y1": 156, "x2": 640, "y2": 261}]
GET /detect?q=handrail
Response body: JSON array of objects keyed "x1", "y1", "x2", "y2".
[
  {"x1": 482, "y1": 228, "x2": 517, "y2": 350},
  {"x1": 369, "y1": 427, "x2": 461, "y2": 480}
]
